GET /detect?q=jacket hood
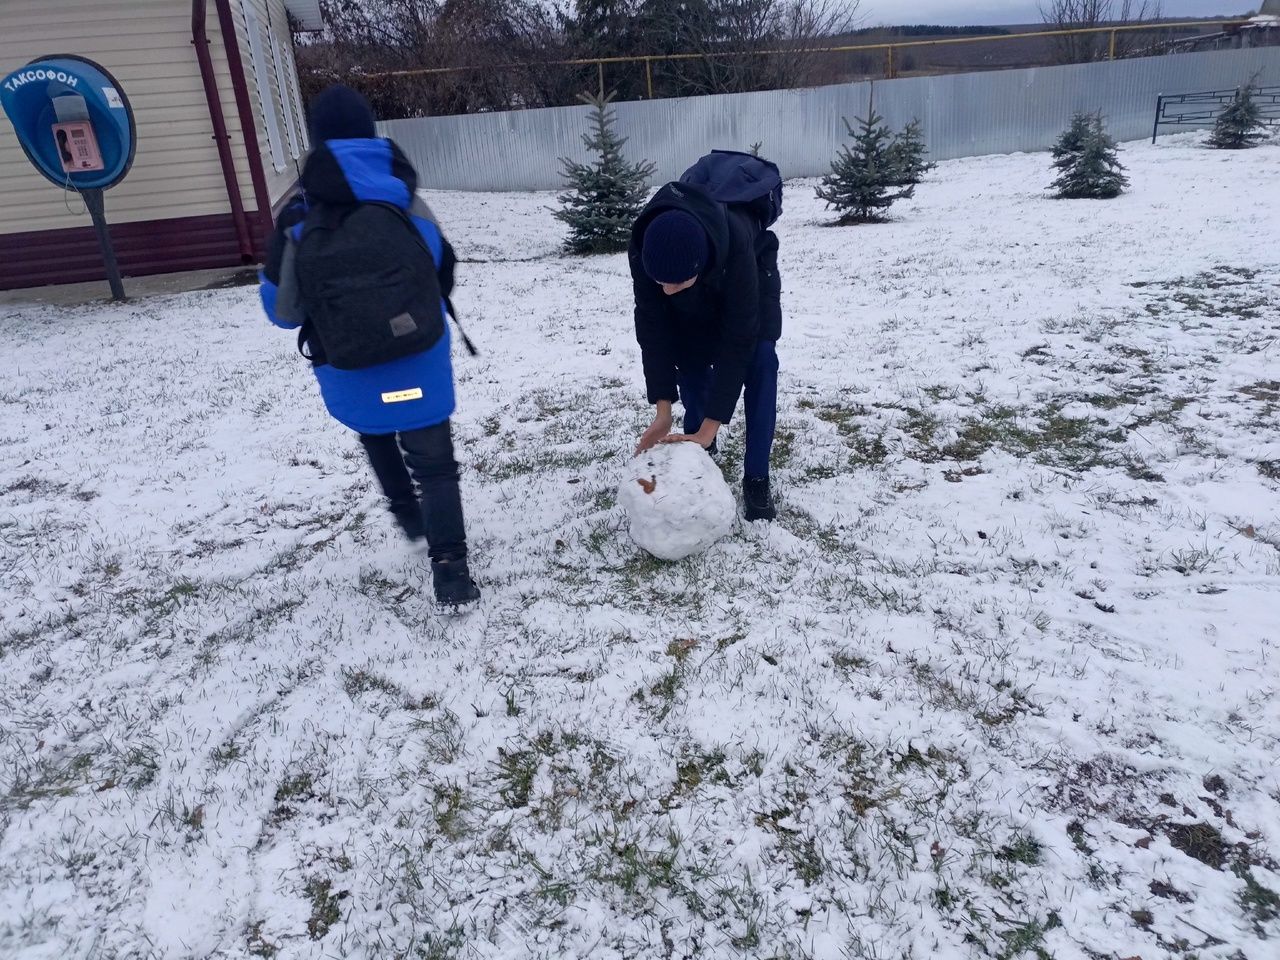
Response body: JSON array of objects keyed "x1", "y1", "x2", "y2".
[
  {"x1": 631, "y1": 182, "x2": 731, "y2": 278},
  {"x1": 300, "y1": 138, "x2": 417, "y2": 208}
]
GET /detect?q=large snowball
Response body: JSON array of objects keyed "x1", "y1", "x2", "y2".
[{"x1": 618, "y1": 442, "x2": 736, "y2": 561}]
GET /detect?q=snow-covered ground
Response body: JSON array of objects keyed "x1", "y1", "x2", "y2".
[{"x1": 2, "y1": 134, "x2": 1278, "y2": 960}]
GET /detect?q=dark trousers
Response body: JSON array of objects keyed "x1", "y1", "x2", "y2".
[
  {"x1": 359, "y1": 420, "x2": 467, "y2": 562},
  {"x1": 678, "y1": 339, "x2": 779, "y2": 480}
]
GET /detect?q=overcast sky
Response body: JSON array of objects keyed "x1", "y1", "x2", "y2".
[{"x1": 855, "y1": 1, "x2": 1251, "y2": 27}]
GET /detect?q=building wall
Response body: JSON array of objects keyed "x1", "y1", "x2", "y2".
[
  {"x1": 382, "y1": 47, "x2": 1280, "y2": 192},
  {"x1": 0, "y1": 1, "x2": 250, "y2": 235},
  {"x1": 231, "y1": 0, "x2": 307, "y2": 209}
]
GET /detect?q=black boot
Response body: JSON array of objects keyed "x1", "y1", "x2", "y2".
[
  {"x1": 389, "y1": 498, "x2": 425, "y2": 542},
  {"x1": 743, "y1": 477, "x2": 777, "y2": 522},
  {"x1": 432, "y1": 554, "x2": 481, "y2": 606}
]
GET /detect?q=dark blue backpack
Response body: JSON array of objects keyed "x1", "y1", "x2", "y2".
[{"x1": 680, "y1": 150, "x2": 783, "y2": 230}]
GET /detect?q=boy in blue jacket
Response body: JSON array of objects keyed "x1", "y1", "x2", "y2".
[{"x1": 259, "y1": 86, "x2": 479, "y2": 606}]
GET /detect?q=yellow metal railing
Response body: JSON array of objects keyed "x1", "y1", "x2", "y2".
[{"x1": 357, "y1": 20, "x2": 1252, "y2": 100}]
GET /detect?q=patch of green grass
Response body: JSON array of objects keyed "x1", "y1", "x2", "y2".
[
  {"x1": 272, "y1": 772, "x2": 317, "y2": 822},
  {"x1": 941, "y1": 403, "x2": 1022, "y2": 462},
  {"x1": 665, "y1": 637, "x2": 699, "y2": 663},
  {"x1": 933, "y1": 884, "x2": 959, "y2": 910},
  {"x1": 784, "y1": 833, "x2": 825, "y2": 887},
  {"x1": 304, "y1": 877, "x2": 343, "y2": 940},
  {"x1": 1237, "y1": 866, "x2": 1280, "y2": 935},
  {"x1": 923, "y1": 384, "x2": 961, "y2": 402},
  {"x1": 831, "y1": 650, "x2": 870, "y2": 677},
  {"x1": 124, "y1": 746, "x2": 160, "y2": 789},
  {"x1": 476, "y1": 447, "x2": 604, "y2": 481},
  {"x1": 998, "y1": 834, "x2": 1044, "y2": 866},
  {"x1": 672, "y1": 750, "x2": 729, "y2": 799},
  {"x1": 495, "y1": 747, "x2": 539, "y2": 809},
  {"x1": 1166, "y1": 821, "x2": 1230, "y2": 869},
  {"x1": 617, "y1": 550, "x2": 675, "y2": 584},
  {"x1": 1066, "y1": 821, "x2": 1093, "y2": 856},
  {"x1": 415, "y1": 926, "x2": 467, "y2": 959},
  {"x1": 415, "y1": 710, "x2": 464, "y2": 765},
  {"x1": 1168, "y1": 544, "x2": 1223, "y2": 576},
  {"x1": 814, "y1": 402, "x2": 889, "y2": 466},
  {"x1": 246, "y1": 921, "x2": 279, "y2": 957},
  {"x1": 998, "y1": 913, "x2": 1059, "y2": 960},
  {"x1": 341, "y1": 667, "x2": 403, "y2": 700},
  {"x1": 1079, "y1": 390, "x2": 1143, "y2": 410},
  {"x1": 275, "y1": 773, "x2": 314, "y2": 802},
  {"x1": 1240, "y1": 380, "x2": 1280, "y2": 403},
  {"x1": 773, "y1": 427, "x2": 796, "y2": 467},
  {"x1": 901, "y1": 406, "x2": 943, "y2": 455},
  {"x1": 938, "y1": 402, "x2": 1120, "y2": 471},
  {"x1": 643, "y1": 666, "x2": 684, "y2": 720},
  {"x1": 504, "y1": 686, "x2": 522, "y2": 717},
  {"x1": 433, "y1": 784, "x2": 470, "y2": 841}
]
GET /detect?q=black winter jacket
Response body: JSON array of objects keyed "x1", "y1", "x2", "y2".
[{"x1": 629, "y1": 182, "x2": 782, "y2": 425}]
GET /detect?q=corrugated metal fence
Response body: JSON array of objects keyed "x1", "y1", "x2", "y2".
[{"x1": 381, "y1": 47, "x2": 1280, "y2": 192}]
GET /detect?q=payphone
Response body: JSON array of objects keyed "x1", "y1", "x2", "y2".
[{"x1": 1, "y1": 55, "x2": 136, "y2": 299}]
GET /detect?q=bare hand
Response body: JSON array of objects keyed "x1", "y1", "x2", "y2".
[
  {"x1": 660, "y1": 420, "x2": 720, "y2": 449},
  {"x1": 636, "y1": 411, "x2": 674, "y2": 454}
]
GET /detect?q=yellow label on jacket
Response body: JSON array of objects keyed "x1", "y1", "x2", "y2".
[{"x1": 381, "y1": 388, "x2": 424, "y2": 404}]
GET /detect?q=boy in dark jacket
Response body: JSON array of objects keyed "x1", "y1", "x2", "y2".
[
  {"x1": 630, "y1": 181, "x2": 782, "y2": 521},
  {"x1": 259, "y1": 85, "x2": 479, "y2": 606}
]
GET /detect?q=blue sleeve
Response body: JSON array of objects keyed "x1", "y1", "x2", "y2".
[
  {"x1": 259, "y1": 271, "x2": 300, "y2": 330},
  {"x1": 260, "y1": 221, "x2": 304, "y2": 330},
  {"x1": 412, "y1": 216, "x2": 445, "y2": 268}
]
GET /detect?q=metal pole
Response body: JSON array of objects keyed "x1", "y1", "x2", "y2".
[
  {"x1": 645, "y1": 58, "x2": 653, "y2": 99},
  {"x1": 1109, "y1": 30, "x2": 1117, "y2": 60},
  {"x1": 597, "y1": 61, "x2": 604, "y2": 99},
  {"x1": 886, "y1": 45, "x2": 895, "y2": 79},
  {"x1": 1152, "y1": 94, "x2": 1162, "y2": 144},
  {"x1": 82, "y1": 188, "x2": 125, "y2": 301}
]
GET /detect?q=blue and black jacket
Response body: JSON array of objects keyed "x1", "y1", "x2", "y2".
[{"x1": 260, "y1": 138, "x2": 457, "y2": 435}]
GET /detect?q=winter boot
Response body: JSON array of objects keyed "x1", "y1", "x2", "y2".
[
  {"x1": 432, "y1": 554, "x2": 481, "y2": 607},
  {"x1": 389, "y1": 498, "x2": 426, "y2": 542},
  {"x1": 743, "y1": 477, "x2": 777, "y2": 522}
]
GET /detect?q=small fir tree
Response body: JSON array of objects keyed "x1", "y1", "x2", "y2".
[
  {"x1": 884, "y1": 118, "x2": 936, "y2": 188},
  {"x1": 1051, "y1": 112, "x2": 1128, "y2": 200},
  {"x1": 1208, "y1": 86, "x2": 1267, "y2": 150},
  {"x1": 816, "y1": 112, "x2": 930, "y2": 224},
  {"x1": 555, "y1": 92, "x2": 656, "y2": 255}
]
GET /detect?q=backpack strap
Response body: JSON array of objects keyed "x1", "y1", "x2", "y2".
[
  {"x1": 390, "y1": 201, "x2": 481, "y2": 357},
  {"x1": 443, "y1": 295, "x2": 479, "y2": 357}
]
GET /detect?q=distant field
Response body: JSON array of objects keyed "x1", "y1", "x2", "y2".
[{"x1": 825, "y1": 21, "x2": 1233, "y2": 81}]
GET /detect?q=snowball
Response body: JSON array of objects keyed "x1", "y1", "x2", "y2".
[{"x1": 618, "y1": 442, "x2": 736, "y2": 561}]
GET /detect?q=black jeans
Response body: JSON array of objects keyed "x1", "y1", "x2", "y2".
[{"x1": 359, "y1": 420, "x2": 467, "y2": 562}]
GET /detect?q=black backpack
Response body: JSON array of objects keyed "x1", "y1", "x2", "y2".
[
  {"x1": 679, "y1": 150, "x2": 784, "y2": 230},
  {"x1": 293, "y1": 202, "x2": 445, "y2": 371}
]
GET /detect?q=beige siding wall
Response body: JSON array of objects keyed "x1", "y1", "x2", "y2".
[{"x1": 0, "y1": 0, "x2": 306, "y2": 238}]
